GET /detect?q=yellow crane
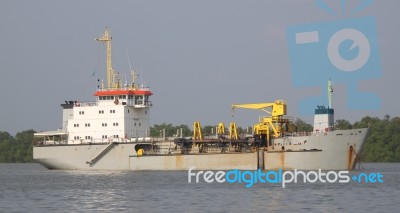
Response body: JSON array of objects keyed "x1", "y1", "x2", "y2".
[{"x1": 231, "y1": 100, "x2": 287, "y2": 141}]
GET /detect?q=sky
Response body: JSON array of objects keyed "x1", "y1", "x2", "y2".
[{"x1": 0, "y1": 0, "x2": 399, "y2": 135}]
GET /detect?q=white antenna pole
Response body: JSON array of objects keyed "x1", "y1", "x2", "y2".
[
  {"x1": 126, "y1": 50, "x2": 136, "y2": 86},
  {"x1": 328, "y1": 79, "x2": 333, "y2": 108},
  {"x1": 126, "y1": 50, "x2": 133, "y2": 71}
]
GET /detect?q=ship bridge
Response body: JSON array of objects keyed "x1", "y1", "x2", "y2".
[
  {"x1": 94, "y1": 86, "x2": 153, "y2": 108},
  {"x1": 93, "y1": 26, "x2": 153, "y2": 108}
]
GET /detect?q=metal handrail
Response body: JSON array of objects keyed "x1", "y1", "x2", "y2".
[
  {"x1": 96, "y1": 86, "x2": 151, "y2": 92},
  {"x1": 74, "y1": 102, "x2": 98, "y2": 107}
]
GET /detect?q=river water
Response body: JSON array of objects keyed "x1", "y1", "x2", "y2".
[{"x1": 0, "y1": 163, "x2": 399, "y2": 212}]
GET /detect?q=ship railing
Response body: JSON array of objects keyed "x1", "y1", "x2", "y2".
[
  {"x1": 133, "y1": 101, "x2": 152, "y2": 108},
  {"x1": 69, "y1": 138, "x2": 135, "y2": 144},
  {"x1": 96, "y1": 86, "x2": 151, "y2": 92},
  {"x1": 258, "y1": 116, "x2": 295, "y2": 123},
  {"x1": 35, "y1": 137, "x2": 176, "y2": 146},
  {"x1": 69, "y1": 137, "x2": 158, "y2": 145},
  {"x1": 282, "y1": 132, "x2": 313, "y2": 137},
  {"x1": 73, "y1": 101, "x2": 98, "y2": 107},
  {"x1": 93, "y1": 99, "x2": 152, "y2": 107},
  {"x1": 34, "y1": 140, "x2": 69, "y2": 146}
]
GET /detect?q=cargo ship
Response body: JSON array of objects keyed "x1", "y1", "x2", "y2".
[{"x1": 33, "y1": 28, "x2": 368, "y2": 171}]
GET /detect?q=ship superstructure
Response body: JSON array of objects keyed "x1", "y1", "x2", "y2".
[
  {"x1": 52, "y1": 28, "x2": 153, "y2": 144},
  {"x1": 62, "y1": 78, "x2": 152, "y2": 143}
]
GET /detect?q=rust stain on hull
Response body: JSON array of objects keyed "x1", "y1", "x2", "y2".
[
  {"x1": 348, "y1": 146, "x2": 353, "y2": 170},
  {"x1": 176, "y1": 155, "x2": 183, "y2": 169}
]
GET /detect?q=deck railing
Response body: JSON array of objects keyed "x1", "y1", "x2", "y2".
[{"x1": 96, "y1": 86, "x2": 151, "y2": 92}]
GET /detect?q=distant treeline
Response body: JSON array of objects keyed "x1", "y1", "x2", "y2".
[
  {"x1": 0, "y1": 130, "x2": 35, "y2": 163},
  {"x1": 1, "y1": 116, "x2": 399, "y2": 163},
  {"x1": 338, "y1": 115, "x2": 400, "y2": 162}
]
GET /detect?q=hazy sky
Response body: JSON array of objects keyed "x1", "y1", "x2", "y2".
[{"x1": 1, "y1": 0, "x2": 399, "y2": 135}]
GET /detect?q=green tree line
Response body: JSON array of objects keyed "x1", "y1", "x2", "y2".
[
  {"x1": 336, "y1": 115, "x2": 400, "y2": 162},
  {"x1": 0, "y1": 130, "x2": 35, "y2": 163},
  {"x1": 1, "y1": 116, "x2": 400, "y2": 163}
]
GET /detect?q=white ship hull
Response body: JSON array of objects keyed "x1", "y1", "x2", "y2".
[
  {"x1": 33, "y1": 128, "x2": 368, "y2": 171},
  {"x1": 263, "y1": 128, "x2": 367, "y2": 170}
]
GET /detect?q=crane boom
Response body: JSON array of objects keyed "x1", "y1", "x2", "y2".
[
  {"x1": 231, "y1": 100, "x2": 286, "y2": 117},
  {"x1": 231, "y1": 100, "x2": 287, "y2": 138}
]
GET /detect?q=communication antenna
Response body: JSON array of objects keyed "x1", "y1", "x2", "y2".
[{"x1": 126, "y1": 50, "x2": 138, "y2": 87}]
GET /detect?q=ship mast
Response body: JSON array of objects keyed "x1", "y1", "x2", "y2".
[
  {"x1": 328, "y1": 79, "x2": 333, "y2": 109},
  {"x1": 96, "y1": 27, "x2": 115, "y2": 89}
]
